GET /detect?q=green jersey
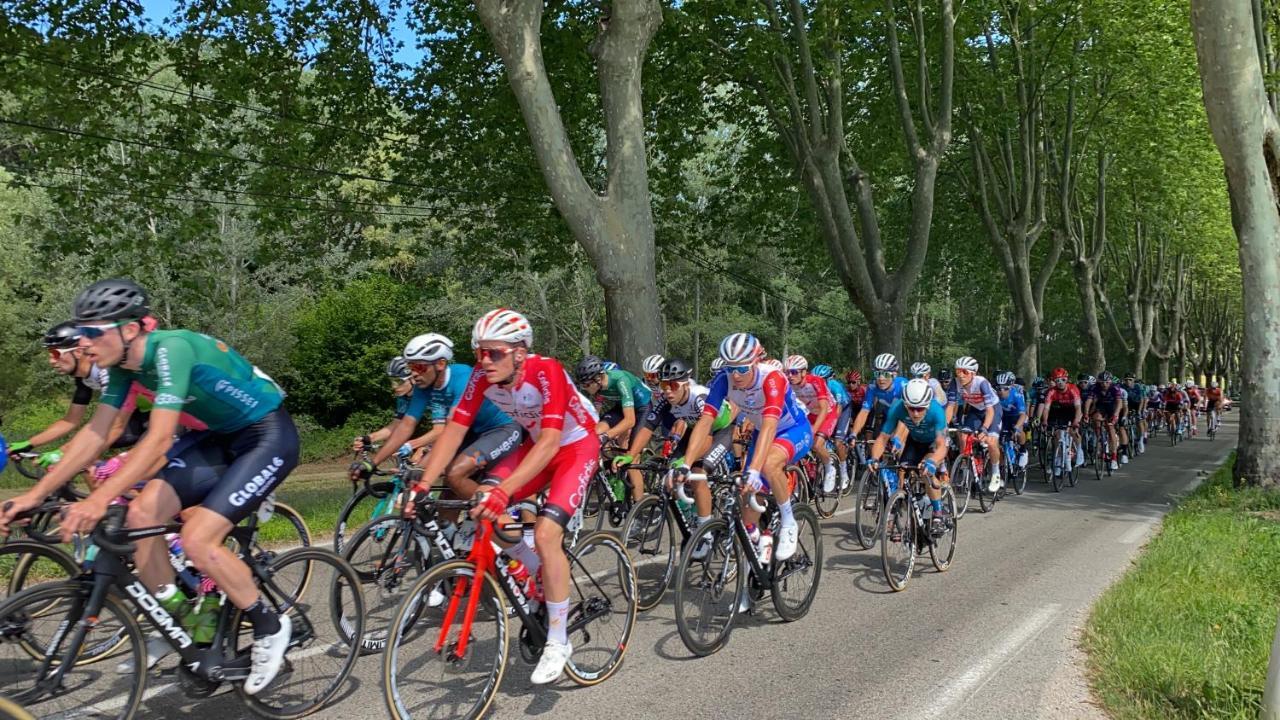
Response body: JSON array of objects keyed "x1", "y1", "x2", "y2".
[
  {"x1": 101, "y1": 329, "x2": 284, "y2": 433},
  {"x1": 599, "y1": 368, "x2": 652, "y2": 410}
]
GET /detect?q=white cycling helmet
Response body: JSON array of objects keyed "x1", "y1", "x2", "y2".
[
  {"x1": 404, "y1": 333, "x2": 454, "y2": 362},
  {"x1": 760, "y1": 358, "x2": 784, "y2": 373},
  {"x1": 955, "y1": 356, "x2": 980, "y2": 372},
  {"x1": 1185, "y1": 379, "x2": 1196, "y2": 388},
  {"x1": 1210, "y1": 380, "x2": 1219, "y2": 388},
  {"x1": 903, "y1": 378, "x2": 933, "y2": 408},
  {"x1": 995, "y1": 370, "x2": 1016, "y2": 386},
  {"x1": 719, "y1": 333, "x2": 760, "y2": 364},
  {"x1": 710, "y1": 357, "x2": 725, "y2": 373},
  {"x1": 641, "y1": 354, "x2": 667, "y2": 375},
  {"x1": 910, "y1": 361, "x2": 931, "y2": 377},
  {"x1": 471, "y1": 308, "x2": 532, "y2": 348},
  {"x1": 873, "y1": 353, "x2": 899, "y2": 372},
  {"x1": 785, "y1": 354, "x2": 808, "y2": 371}
]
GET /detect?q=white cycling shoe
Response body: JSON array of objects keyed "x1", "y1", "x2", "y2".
[
  {"x1": 531, "y1": 640, "x2": 572, "y2": 685},
  {"x1": 987, "y1": 473, "x2": 1003, "y2": 493},
  {"x1": 244, "y1": 614, "x2": 292, "y2": 696},
  {"x1": 775, "y1": 523, "x2": 799, "y2": 561},
  {"x1": 822, "y1": 466, "x2": 837, "y2": 494},
  {"x1": 117, "y1": 633, "x2": 173, "y2": 673}
]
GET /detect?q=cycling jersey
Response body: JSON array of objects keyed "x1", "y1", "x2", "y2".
[
  {"x1": 1045, "y1": 385, "x2": 1082, "y2": 407},
  {"x1": 861, "y1": 376, "x2": 907, "y2": 414},
  {"x1": 825, "y1": 378, "x2": 851, "y2": 408},
  {"x1": 881, "y1": 399, "x2": 948, "y2": 445},
  {"x1": 100, "y1": 329, "x2": 283, "y2": 433},
  {"x1": 452, "y1": 354, "x2": 598, "y2": 446},
  {"x1": 645, "y1": 382, "x2": 732, "y2": 432},
  {"x1": 946, "y1": 376, "x2": 999, "y2": 413},
  {"x1": 704, "y1": 367, "x2": 807, "y2": 432},
  {"x1": 1161, "y1": 388, "x2": 1186, "y2": 406},
  {"x1": 123, "y1": 381, "x2": 207, "y2": 431},
  {"x1": 847, "y1": 383, "x2": 867, "y2": 408},
  {"x1": 791, "y1": 373, "x2": 834, "y2": 416},
  {"x1": 1123, "y1": 383, "x2": 1145, "y2": 407},
  {"x1": 998, "y1": 386, "x2": 1028, "y2": 426},
  {"x1": 927, "y1": 377, "x2": 947, "y2": 404},
  {"x1": 393, "y1": 394, "x2": 412, "y2": 420},
  {"x1": 1089, "y1": 384, "x2": 1125, "y2": 412},
  {"x1": 403, "y1": 363, "x2": 512, "y2": 432},
  {"x1": 1205, "y1": 388, "x2": 1224, "y2": 405},
  {"x1": 598, "y1": 368, "x2": 652, "y2": 411},
  {"x1": 1186, "y1": 388, "x2": 1202, "y2": 404}
]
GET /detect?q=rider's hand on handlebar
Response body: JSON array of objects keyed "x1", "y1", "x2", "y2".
[
  {"x1": 0, "y1": 492, "x2": 41, "y2": 536},
  {"x1": 742, "y1": 468, "x2": 764, "y2": 494},
  {"x1": 349, "y1": 460, "x2": 374, "y2": 484},
  {"x1": 401, "y1": 484, "x2": 429, "y2": 519},
  {"x1": 610, "y1": 454, "x2": 633, "y2": 472},
  {"x1": 470, "y1": 486, "x2": 510, "y2": 522},
  {"x1": 397, "y1": 443, "x2": 414, "y2": 459},
  {"x1": 922, "y1": 458, "x2": 938, "y2": 476},
  {"x1": 59, "y1": 495, "x2": 110, "y2": 544},
  {"x1": 6, "y1": 440, "x2": 31, "y2": 459}
]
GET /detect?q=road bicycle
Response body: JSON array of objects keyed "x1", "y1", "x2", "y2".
[
  {"x1": 672, "y1": 472, "x2": 822, "y2": 656},
  {"x1": 0, "y1": 503, "x2": 363, "y2": 720},
  {"x1": 382, "y1": 502, "x2": 636, "y2": 719},
  {"x1": 880, "y1": 460, "x2": 958, "y2": 592}
]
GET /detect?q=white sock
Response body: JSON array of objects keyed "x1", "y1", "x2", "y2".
[
  {"x1": 504, "y1": 541, "x2": 542, "y2": 575},
  {"x1": 778, "y1": 499, "x2": 795, "y2": 527},
  {"x1": 696, "y1": 515, "x2": 711, "y2": 527},
  {"x1": 547, "y1": 599, "x2": 570, "y2": 645}
]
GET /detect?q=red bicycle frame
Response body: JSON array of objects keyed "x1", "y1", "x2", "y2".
[{"x1": 434, "y1": 519, "x2": 498, "y2": 658}]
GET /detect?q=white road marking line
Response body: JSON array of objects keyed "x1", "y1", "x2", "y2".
[
  {"x1": 1118, "y1": 522, "x2": 1151, "y2": 544},
  {"x1": 921, "y1": 603, "x2": 1062, "y2": 720}
]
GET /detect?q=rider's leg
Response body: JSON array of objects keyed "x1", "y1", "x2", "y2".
[{"x1": 127, "y1": 479, "x2": 183, "y2": 592}]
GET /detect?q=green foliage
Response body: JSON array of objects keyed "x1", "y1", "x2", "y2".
[
  {"x1": 1085, "y1": 454, "x2": 1279, "y2": 719},
  {"x1": 286, "y1": 276, "x2": 424, "y2": 427}
]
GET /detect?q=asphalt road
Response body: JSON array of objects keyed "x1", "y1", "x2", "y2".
[{"x1": 128, "y1": 413, "x2": 1238, "y2": 720}]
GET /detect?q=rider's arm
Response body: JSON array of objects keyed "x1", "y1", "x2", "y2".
[
  {"x1": 682, "y1": 414, "x2": 715, "y2": 466},
  {"x1": 850, "y1": 408, "x2": 870, "y2": 437},
  {"x1": 25, "y1": 392, "x2": 90, "y2": 448},
  {"x1": 624, "y1": 425, "x2": 655, "y2": 461},
  {"x1": 608, "y1": 406, "x2": 637, "y2": 441},
  {"x1": 409, "y1": 424, "x2": 441, "y2": 449},
  {"x1": 20, "y1": 406, "x2": 117, "y2": 500},
  {"x1": 86, "y1": 409, "x2": 181, "y2": 502},
  {"x1": 812, "y1": 396, "x2": 832, "y2": 438},
  {"x1": 371, "y1": 415, "x2": 420, "y2": 466},
  {"x1": 102, "y1": 402, "x2": 137, "y2": 448}
]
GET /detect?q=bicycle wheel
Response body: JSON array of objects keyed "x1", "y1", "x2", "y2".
[
  {"x1": 341, "y1": 515, "x2": 433, "y2": 654},
  {"x1": 582, "y1": 473, "x2": 613, "y2": 533},
  {"x1": 382, "y1": 558, "x2": 508, "y2": 720},
  {"x1": 880, "y1": 490, "x2": 915, "y2": 592},
  {"x1": 562, "y1": 531, "x2": 636, "y2": 686},
  {"x1": 1010, "y1": 458, "x2": 1027, "y2": 495},
  {"x1": 0, "y1": 697, "x2": 33, "y2": 720},
  {"x1": 852, "y1": 468, "x2": 881, "y2": 550},
  {"x1": 977, "y1": 463, "x2": 996, "y2": 514},
  {"x1": 620, "y1": 496, "x2": 676, "y2": 611},
  {"x1": 673, "y1": 519, "x2": 743, "y2": 657},
  {"x1": 930, "y1": 486, "x2": 959, "y2": 572},
  {"x1": 811, "y1": 465, "x2": 840, "y2": 519},
  {"x1": 1050, "y1": 441, "x2": 1066, "y2": 493},
  {"x1": 950, "y1": 458, "x2": 974, "y2": 518},
  {"x1": 0, "y1": 582, "x2": 146, "y2": 720},
  {"x1": 770, "y1": 504, "x2": 822, "y2": 621},
  {"x1": 788, "y1": 465, "x2": 811, "y2": 507},
  {"x1": 334, "y1": 481, "x2": 398, "y2": 554},
  {"x1": 234, "y1": 548, "x2": 365, "y2": 719},
  {"x1": 1, "y1": 541, "x2": 78, "y2": 601}
]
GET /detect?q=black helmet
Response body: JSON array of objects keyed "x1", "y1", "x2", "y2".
[
  {"x1": 42, "y1": 321, "x2": 83, "y2": 349},
  {"x1": 939, "y1": 368, "x2": 952, "y2": 383},
  {"x1": 574, "y1": 355, "x2": 605, "y2": 383},
  {"x1": 386, "y1": 356, "x2": 410, "y2": 380},
  {"x1": 658, "y1": 358, "x2": 693, "y2": 382},
  {"x1": 72, "y1": 278, "x2": 150, "y2": 323}
]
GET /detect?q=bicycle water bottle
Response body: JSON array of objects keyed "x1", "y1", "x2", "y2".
[
  {"x1": 746, "y1": 523, "x2": 761, "y2": 547},
  {"x1": 757, "y1": 531, "x2": 773, "y2": 565},
  {"x1": 880, "y1": 467, "x2": 899, "y2": 495},
  {"x1": 608, "y1": 473, "x2": 626, "y2": 502}
]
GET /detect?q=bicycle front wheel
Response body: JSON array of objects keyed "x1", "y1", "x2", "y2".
[
  {"x1": 771, "y1": 504, "x2": 822, "y2": 621},
  {"x1": 342, "y1": 515, "x2": 434, "y2": 654},
  {"x1": 880, "y1": 491, "x2": 915, "y2": 592},
  {"x1": 950, "y1": 458, "x2": 974, "y2": 518},
  {"x1": 0, "y1": 582, "x2": 146, "y2": 720},
  {"x1": 563, "y1": 531, "x2": 637, "y2": 686},
  {"x1": 382, "y1": 560, "x2": 508, "y2": 720},
  {"x1": 235, "y1": 548, "x2": 365, "y2": 719},
  {"x1": 1, "y1": 540, "x2": 79, "y2": 601},
  {"x1": 930, "y1": 486, "x2": 959, "y2": 572},
  {"x1": 674, "y1": 519, "x2": 743, "y2": 657},
  {"x1": 334, "y1": 481, "x2": 398, "y2": 554},
  {"x1": 621, "y1": 495, "x2": 676, "y2": 611},
  {"x1": 852, "y1": 467, "x2": 881, "y2": 550}
]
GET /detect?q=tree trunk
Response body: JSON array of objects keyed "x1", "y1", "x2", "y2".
[
  {"x1": 475, "y1": 0, "x2": 664, "y2": 369},
  {"x1": 1072, "y1": 261, "x2": 1105, "y2": 373}
]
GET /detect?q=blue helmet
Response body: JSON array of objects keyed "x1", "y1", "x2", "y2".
[{"x1": 812, "y1": 364, "x2": 833, "y2": 378}]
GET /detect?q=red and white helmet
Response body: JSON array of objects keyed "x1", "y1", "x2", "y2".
[
  {"x1": 785, "y1": 354, "x2": 808, "y2": 371},
  {"x1": 471, "y1": 308, "x2": 533, "y2": 348}
]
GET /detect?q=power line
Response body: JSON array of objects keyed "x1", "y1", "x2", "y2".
[{"x1": 0, "y1": 115, "x2": 548, "y2": 204}]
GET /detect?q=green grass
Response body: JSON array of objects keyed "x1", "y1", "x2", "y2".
[{"x1": 1085, "y1": 452, "x2": 1280, "y2": 720}]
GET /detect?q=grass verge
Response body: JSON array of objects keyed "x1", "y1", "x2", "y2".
[{"x1": 1085, "y1": 452, "x2": 1280, "y2": 719}]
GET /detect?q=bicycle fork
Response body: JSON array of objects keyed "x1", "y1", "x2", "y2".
[{"x1": 435, "y1": 522, "x2": 496, "y2": 661}]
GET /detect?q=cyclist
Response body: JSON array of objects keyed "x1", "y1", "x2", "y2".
[
  {"x1": 1036, "y1": 367, "x2": 1084, "y2": 475},
  {"x1": 1, "y1": 278, "x2": 296, "y2": 694},
  {"x1": 944, "y1": 356, "x2": 1003, "y2": 492},
  {"x1": 1184, "y1": 380, "x2": 1202, "y2": 436},
  {"x1": 1122, "y1": 373, "x2": 1147, "y2": 455},
  {"x1": 785, "y1": 355, "x2": 837, "y2": 492},
  {"x1": 574, "y1": 355, "x2": 652, "y2": 450},
  {"x1": 615, "y1": 358, "x2": 735, "y2": 537},
  {"x1": 814, "y1": 364, "x2": 854, "y2": 491},
  {"x1": 910, "y1": 361, "x2": 948, "y2": 404},
  {"x1": 6, "y1": 322, "x2": 111, "y2": 465},
  {"x1": 849, "y1": 354, "x2": 907, "y2": 440},
  {"x1": 351, "y1": 332, "x2": 523, "y2": 513},
  {"x1": 681, "y1": 332, "x2": 812, "y2": 563},
  {"x1": 405, "y1": 309, "x2": 599, "y2": 685},
  {"x1": 1161, "y1": 382, "x2": 1186, "y2": 434},
  {"x1": 995, "y1": 371, "x2": 1029, "y2": 471},
  {"x1": 1084, "y1": 372, "x2": 1127, "y2": 470},
  {"x1": 1204, "y1": 381, "x2": 1224, "y2": 432},
  {"x1": 351, "y1": 356, "x2": 418, "y2": 454},
  {"x1": 867, "y1": 378, "x2": 950, "y2": 533},
  {"x1": 641, "y1": 353, "x2": 667, "y2": 390}
]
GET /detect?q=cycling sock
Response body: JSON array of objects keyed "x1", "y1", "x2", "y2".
[
  {"x1": 696, "y1": 515, "x2": 711, "y2": 527},
  {"x1": 931, "y1": 499, "x2": 943, "y2": 513},
  {"x1": 522, "y1": 527, "x2": 536, "y2": 550},
  {"x1": 504, "y1": 541, "x2": 542, "y2": 576},
  {"x1": 246, "y1": 596, "x2": 281, "y2": 639},
  {"x1": 547, "y1": 599, "x2": 570, "y2": 645},
  {"x1": 777, "y1": 499, "x2": 795, "y2": 527}
]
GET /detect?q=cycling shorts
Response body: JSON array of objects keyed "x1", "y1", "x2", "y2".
[
  {"x1": 809, "y1": 411, "x2": 837, "y2": 439},
  {"x1": 509, "y1": 434, "x2": 600, "y2": 528},
  {"x1": 900, "y1": 436, "x2": 939, "y2": 468},
  {"x1": 159, "y1": 408, "x2": 299, "y2": 525},
  {"x1": 958, "y1": 409, "x2": 1001, "y2": 435},
  {"x1": 1047, "y1": 405, "x2": 1076, "y2": 426},
  {"x1": 1165, "y1": 402, "x2": 1182, "y2": 412},
  {"x1": 601, "y1": 403, "x2": 651, "y2": 447},
  {"x1": 835, "y1": 403, "x2": 854, "y2": 439},
  {"x1": 743, "y1": 418, "x2": 814, "y2": 468},
  {"x1": 1091, "y1": 402, "x2": 1120, "y2": 418},
  {"x1": 456, "y1": 422, "x2": 524, "y2": 481}
]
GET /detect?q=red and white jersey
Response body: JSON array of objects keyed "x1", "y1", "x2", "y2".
[
  {"x1": 704, "y1": 367, "x2": 806, "y2": 431},
  {"x1": 790, "y1": 373, "x2": 833, "y2": 416},
  {"x1": 453, "y1": 354, "x2": 599, "y2": 446}
]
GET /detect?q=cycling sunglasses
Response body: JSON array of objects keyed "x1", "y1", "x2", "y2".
[
  {"x1": 659, "y1": 379, "x2": 686, "y2": 391},
  {"x1": 476, "y1": 347, "x2": 515, "y2": 362},
  {"x1": 874, "y1": 370, "x2": 896, "y2": 379},
  {"x1": 76, "y1": 320, "x2": 126, "y2": 339},
  {"x1": 787, "y1": 368, "x2": 805, "y2": 376},
  {"x1": 47, "y1": 346, "x2": 78, "y2": 360},
  {"x1": 725, "y1": 364, "x2": 754, "y2": 375},
  {"x1": 407, "y1": 360, "x2": 434, "y2": 374}
]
